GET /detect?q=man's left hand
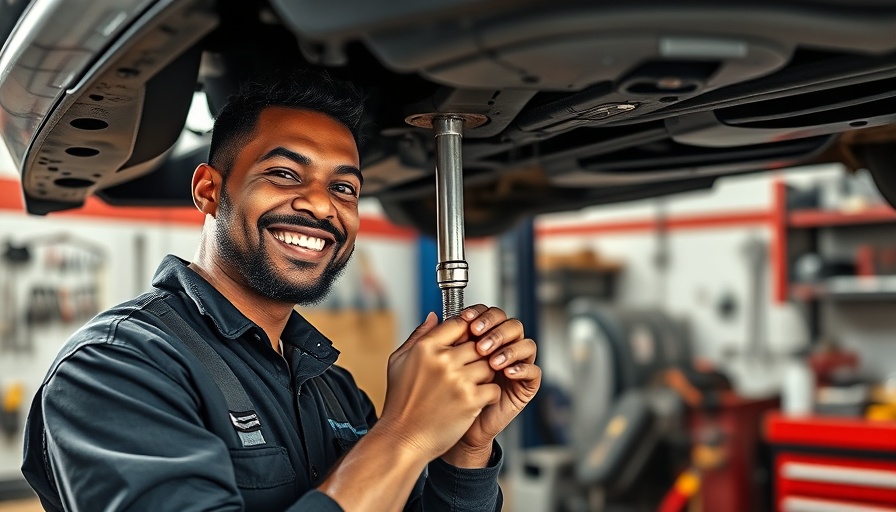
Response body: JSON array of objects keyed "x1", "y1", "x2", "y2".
[{"x1": 441, "y1": 305, "x2": 541, "y2": 467}]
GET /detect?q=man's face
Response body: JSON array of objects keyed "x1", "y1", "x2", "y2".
[{"x1": 213, "y1": 107, "x2": 361, "y2": 305}]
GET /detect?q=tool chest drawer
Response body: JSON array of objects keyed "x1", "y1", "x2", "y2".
[{"x1": 765, "y1": 413, "x2": 896, "y2": 511}]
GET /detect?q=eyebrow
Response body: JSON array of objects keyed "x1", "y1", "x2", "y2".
[
  {"x1": 258, "y1": 146, "x2": 363, "y2": 186},
  {"x1": 335, "y1": 165, "x2": 364, "y2": 187},
  {"x1": 258, "y1": 147, "x2": 310, "y2": 166}
]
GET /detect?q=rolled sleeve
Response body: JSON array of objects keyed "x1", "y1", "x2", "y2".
[{"x1": 420, "y1": 442, "x2": 503, "y2": 511}]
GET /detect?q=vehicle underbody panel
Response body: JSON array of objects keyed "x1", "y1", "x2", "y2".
[{"x1": 1, "y1": 0, "x2": 896, "y2": 234}]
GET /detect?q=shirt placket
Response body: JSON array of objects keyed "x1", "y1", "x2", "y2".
[{"x1": 290, "y1": 348, "x2": 332, "y2": 486}]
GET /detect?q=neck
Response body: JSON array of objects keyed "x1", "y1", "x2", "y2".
[{"x1": 188, "y1": 255, "x2": 293, "y2": 353}]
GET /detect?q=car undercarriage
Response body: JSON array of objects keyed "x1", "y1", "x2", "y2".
[{"x1": 2, "y1": 0, "x2": 896, "y2": 236}]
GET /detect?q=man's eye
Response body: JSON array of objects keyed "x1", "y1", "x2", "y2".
[
  {"x1": 268, "y1": 169, "x2": 298, "y2": 181},
  {"x1": 332, "y1": 183, "x2": 358, "y2": 197}
]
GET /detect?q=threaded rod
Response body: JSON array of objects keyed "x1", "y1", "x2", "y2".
[{"x1": 442, "y1": 288, "x2": 464, "y2": 320}]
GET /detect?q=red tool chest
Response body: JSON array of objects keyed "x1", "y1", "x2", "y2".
[{"x1": 765, "y1": 412, "x2": 896, "y2": 511}]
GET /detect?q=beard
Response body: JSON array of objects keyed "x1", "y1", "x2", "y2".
[{"x1": 215, "y1": 188, "x2": 352, "y2": 306}]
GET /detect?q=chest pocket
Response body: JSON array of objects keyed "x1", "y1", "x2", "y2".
[
  {"x1": 229, "y1": 446, "x2": 296, "y2": 488},
  {"x1": 317, "y1": 378, "x2": 368, "y2": 455},
  {"x1": 230, "y1": 446, "x2": 297, "y2": 510}
]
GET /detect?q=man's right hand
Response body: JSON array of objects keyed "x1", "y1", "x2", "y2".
[
  {"x1": 319, "y1": 311, "x2": 501, "y2": 510},
  {"x1": 375, "y1": 311, "x2": 501, "y2": 462}
]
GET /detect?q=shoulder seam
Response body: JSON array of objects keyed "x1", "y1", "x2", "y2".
[{"x1": 43, "y1": 291, "x2": 169, "y2": 383}]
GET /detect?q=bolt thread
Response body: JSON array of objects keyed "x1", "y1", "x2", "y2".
[{"x1": 442, "y1": 288, "x2": 464, "y2": 320}]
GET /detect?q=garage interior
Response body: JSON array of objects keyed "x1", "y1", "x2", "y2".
[
  {"x1": 2, "y1": 1, "x2": 896, "y2": 510},
  {"x1": 1, "y1": 149, "x2": 895, "y2": 510}
]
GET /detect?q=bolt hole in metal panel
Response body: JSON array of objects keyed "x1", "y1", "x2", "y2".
[
  {"x1": 64, "y1": 147, "x2": 100, "y2": 157},
  {"x1": 69, "y1": 118, "x2": 109, "y2": 130},
  {"x1": 54, "y1": 178, "x2": 95, "y2": 188}
]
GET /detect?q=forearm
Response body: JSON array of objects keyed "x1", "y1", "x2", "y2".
[{"x1": 319, "y1": 426, "x2": 428, "y2": 511}]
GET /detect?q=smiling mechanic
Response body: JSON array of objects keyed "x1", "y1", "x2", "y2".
[{"x1": 21, "y1": 70, "x2": 541, "y2": 511}]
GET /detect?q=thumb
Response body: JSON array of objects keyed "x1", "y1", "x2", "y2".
[{"x1": 394, "y1": 311, "x2": 438, "y2": 356}]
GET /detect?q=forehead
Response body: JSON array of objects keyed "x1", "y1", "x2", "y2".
[{"x1": 240, "y1": 106, "x2": 359, "y2": 166}]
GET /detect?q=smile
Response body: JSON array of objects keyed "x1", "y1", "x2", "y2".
[{"x1": 270, "y1": 230, "x2": 326, "y2": 252}]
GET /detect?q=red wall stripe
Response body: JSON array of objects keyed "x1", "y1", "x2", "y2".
[
  {"x1": 0, "y1": 177, "x2": 419, "y2": 239},
  {"x1": 75, "y1": 197, "x2": 204, "y2": 224},
  {"x1": 0, "y1": 178, "x2": 24, "y2": 211},
  {"x1": 0, "y1": 178, "x2": 204, "y2": 224},
  {"x1": 1, "y1": 178, "x2": 782, "y2": 240},
  {"x1": 358, "y1": 216, "x2": 417, "y2": 240}
]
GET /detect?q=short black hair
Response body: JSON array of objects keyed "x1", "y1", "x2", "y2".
[{"x1": 208, "y1": 69, "x2": 365, "y2": 174}]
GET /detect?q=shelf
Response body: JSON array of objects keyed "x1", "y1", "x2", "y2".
[
  {"x1": 790, "y1": 276, "x2": 896, "y2": 301},
  {"x1": 537, "y1": 267, "x2": 619, "y2": 305},
  {"x1": 788, "y1": 206, "x2": 896, "y2": 228}
]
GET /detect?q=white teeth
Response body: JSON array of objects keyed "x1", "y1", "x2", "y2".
[{"x1": 273, "y1": 230, "x2": 325, "y2": 251}]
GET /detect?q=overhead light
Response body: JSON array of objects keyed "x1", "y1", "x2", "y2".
[{"x1": 186, "y1": 91, "x2": 214, "y2": 134}]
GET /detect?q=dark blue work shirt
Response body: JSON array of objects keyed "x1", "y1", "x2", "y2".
[{"x1": 22, "y1": 255, "x2": 502, "y2": 511}]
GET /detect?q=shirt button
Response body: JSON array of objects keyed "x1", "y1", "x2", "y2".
[
  {"x1": 252, "y1": 333, "x2": 261, "y2": 341},
  {"x1": 311, "y1": 465, "x2": 319, "y2": 480}
]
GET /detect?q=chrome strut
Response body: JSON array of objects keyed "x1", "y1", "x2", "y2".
[{"x1": 406, "y1": 112, "x2": 487, "y2": 319}]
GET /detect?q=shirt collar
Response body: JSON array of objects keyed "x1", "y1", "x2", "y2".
[
  {"x1": 151, "y1": 255, "x2": 338, "y2": 363},
  {"x1": 282, "y1": 312, "x2": 339, "y2": 362}
]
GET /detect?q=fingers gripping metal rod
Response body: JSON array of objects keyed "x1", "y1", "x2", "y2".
[{"x1": 433, "y1": 116, "x2": 467, "y2": 319}]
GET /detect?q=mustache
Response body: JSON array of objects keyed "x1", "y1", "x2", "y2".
[{"x1": 259, "y1": 214, "x2": 347, "y2": 244}]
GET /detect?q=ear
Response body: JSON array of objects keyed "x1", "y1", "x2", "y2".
[{"x1": 192, "y1": 163, "x2": 222, "y2": 217}]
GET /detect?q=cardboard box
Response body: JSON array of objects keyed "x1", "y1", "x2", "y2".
[{"x1": 299, "y1": 308, "x2": 397, "y2": 414}]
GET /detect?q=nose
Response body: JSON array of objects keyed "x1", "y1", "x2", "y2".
[{"x1": 291, "y1": 181, "x2": 336, "y2": 220}]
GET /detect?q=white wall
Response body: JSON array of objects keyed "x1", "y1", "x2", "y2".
[
  {"x1": 325, "y1": 232, "x2": 418, "y2": 341},
  {"x1": 0, "y1": 143, "x2": 16, "y2": 180},
  {"x1": 0, "y1": 211, "x2": 200, "y2": 480}
]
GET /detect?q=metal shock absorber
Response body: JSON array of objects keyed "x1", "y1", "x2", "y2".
[{"x1": 406, "y1": 112, "x2": 488, "y2": 319}]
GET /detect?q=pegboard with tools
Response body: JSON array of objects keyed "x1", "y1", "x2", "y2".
[{"x1": 0, "y1": 233, "x2": 106, "y2": 355}]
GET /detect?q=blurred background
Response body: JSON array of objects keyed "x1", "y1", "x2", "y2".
[
  {"x1": 3, "y1": 0, "x2": 896, "y2": 508},
  {"x1": 2, "y1": 137, "x2": 896, "y2": 511}
]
